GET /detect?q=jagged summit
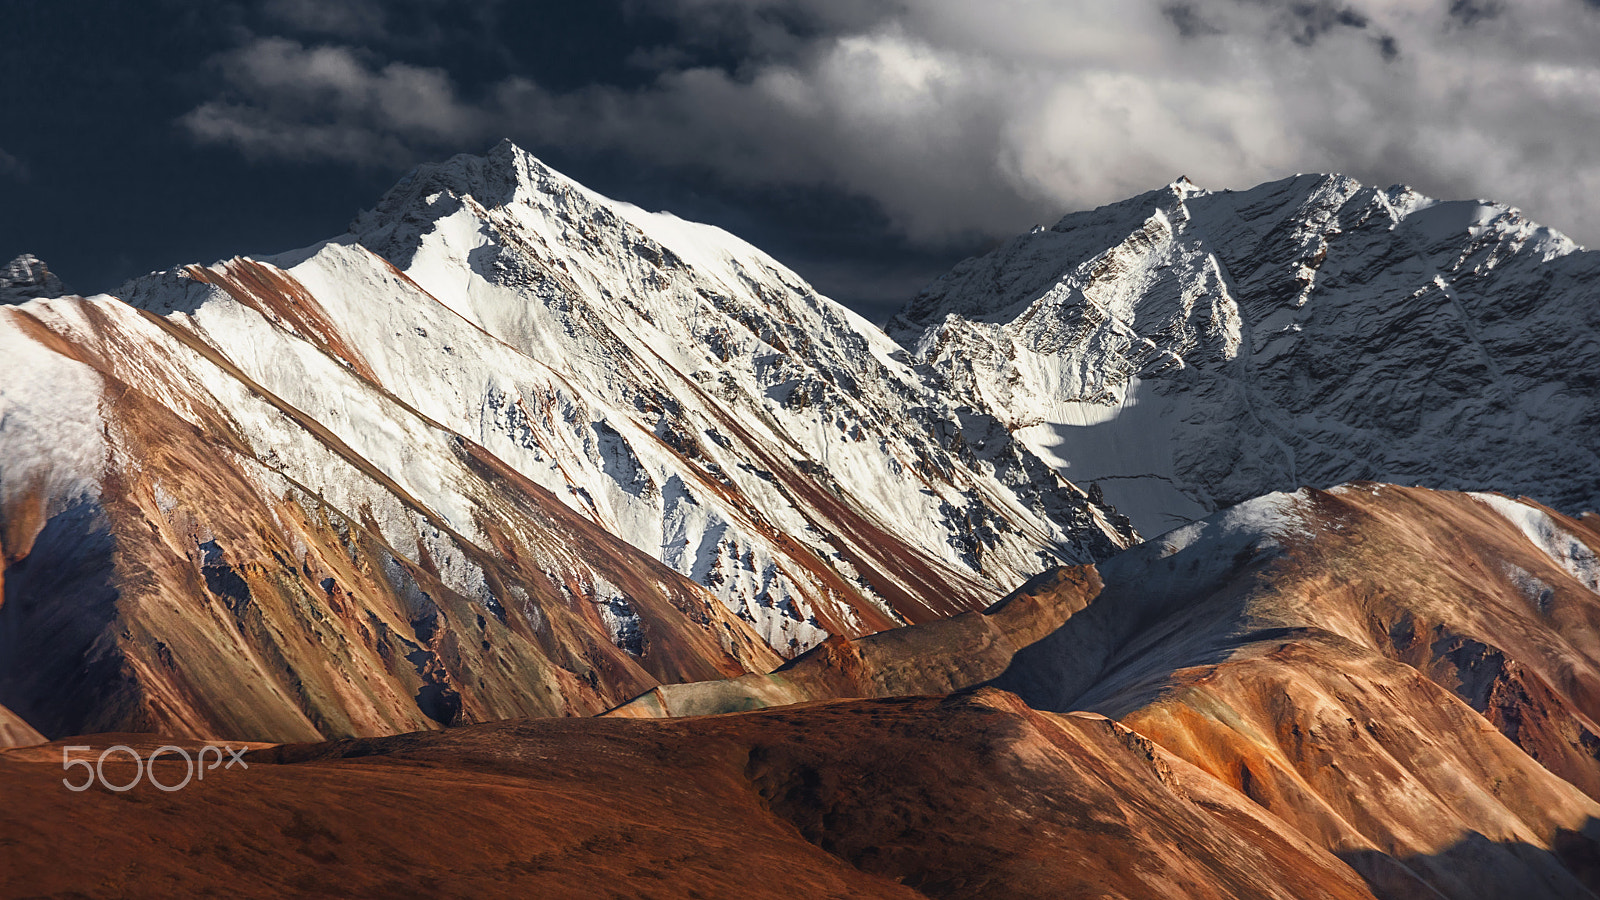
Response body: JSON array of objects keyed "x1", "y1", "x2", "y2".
[
  {"x1": 348, "y1": 140, "x2": 577, "y2": 263},
  {"x1": 347, "y1": 139, "x2": 814, "y2": 304},
  {"x1": 395, "y1": 138, "x2": 583, "y2": 203},
  {"x1": 892, "y1": 172, "x2": 1600, "y2": 535},
  {"x1": 0, "y1": 254, "x2": 66, "y2": 304}
]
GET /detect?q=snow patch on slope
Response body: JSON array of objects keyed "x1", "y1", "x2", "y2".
[
  {"x1": 1471, "y1": 493, "x2": 1600, "y2": 596},
  {"x1": 1015, "y1": 376, "x2": 1213, "y2": 537},
  {"x1": 1151, "y1": 490, "x2": 1308, "y2": 561},
  {"x1": 0, "y1": 306, "x2": 108, "y2": 513}
]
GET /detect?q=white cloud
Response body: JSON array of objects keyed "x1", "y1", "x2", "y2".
[
  {"x1": 182, "y1": 38, "x2": 482, "y2": 166},
  {"x1": 583, "y1": 0, "x2": 1600, "y2": 243},
  {"x1": 182, "y1": 1, "x2": 1600, "y2": 246}
]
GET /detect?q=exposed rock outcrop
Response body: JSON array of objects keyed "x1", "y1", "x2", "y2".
[
  {"x1": 0, "y1": 254, "x2": 65, "y2": 304},
  {"x1": 0, "y1": 701, "x2": 42, "y2": 748}
]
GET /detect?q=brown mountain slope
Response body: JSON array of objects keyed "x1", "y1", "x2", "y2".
[
  {"x1": 605, "y1": 565, "x2": 1103, "y2": 718},
  {"x1": 0, "y1": 296, "x2": 778, "y2": 742},
  {"x1": 1115, "y1": 632, "x2": 1600, "y2": 899},
  {"x1": 606, "y1": 484, "x2": 1600, "y2": 899},
  {"x1": 0, "y1": 701, "x2": 42, "y2": 748},
  {"x1": 6, "y1": 484, "x2": 1599, "y2": 898},
  {"x1": 0, "y1": 691, "x2": 1378, "y2": 900},
  {"x1": 1045, "y1": 484, "x2": 1600, "y2": 800}
]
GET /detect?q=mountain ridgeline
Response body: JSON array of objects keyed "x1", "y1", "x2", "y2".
[{"x1": 893, "y1": 173, "x2": 1600, "y2": 535}]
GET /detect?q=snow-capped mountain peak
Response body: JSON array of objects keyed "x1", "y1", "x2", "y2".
[
  {"x1": 84, "y1": 142, "x2": 1136, "y2": 675},
  {"x1": 1, "y1": 254, "x2": 66, "y2": 304},
  {"x1": 328, "y1": 141, "x2": 1136, "y2": 645},
  {"x1": 892, "y1": 172, "x2": 1600, "y2": 536}
]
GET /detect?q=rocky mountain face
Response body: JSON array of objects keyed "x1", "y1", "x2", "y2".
[
  {"x1": 891, "y1": 175, "x2": 1600, "y2": 537},
  {"x1": 605, "y1": 484, "x2": 1600, "y2": 900},
  {"x1": 0, "y1": 284, "x2": 779, "y2": 741},
  {"x1": 0, "y1": 141, "x2": 1129, "y2": 741},
  {"x1": 0, "y1": 701, "x2": 42, "y2": 748},
  {"x1": 0, "y1": 254, "x2": 65, "y2": 304},
  {"x1": 333, "y1": 140, "x2": 1132, "y2": 643}
]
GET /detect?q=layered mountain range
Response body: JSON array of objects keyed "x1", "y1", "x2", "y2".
[
  {"x1": 4, "y1": 143, "x2": 1600, "y2": 898},
  {"x1": 0, "y1": 141, "x2": 1131, "y2": 741}
]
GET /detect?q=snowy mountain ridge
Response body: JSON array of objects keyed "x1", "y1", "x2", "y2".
[
  {"x1": 0, "y1": 140, "x2": 1134, "y2": 741},
  {"x1": 891, "y1": 172, "x2": 1600, "y2": 535},
  {"x1": 313, "y1": 141, "x2": 1135, "y2": 641}
]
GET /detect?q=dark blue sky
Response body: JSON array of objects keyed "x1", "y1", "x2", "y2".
[{"x1": 0, "y1": 0, "x2": 964, "y2": 322}]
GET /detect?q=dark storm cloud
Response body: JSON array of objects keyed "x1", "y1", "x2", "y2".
[
  {"x1": 129, "y1": 0, "x2": 1600, "y2": 291},
  {"x1": 1276, "y1": 1, "x2": 1369, "y2": 45},
  {"x1": 1165, "y1": 0, "x2": 1374, "y2": 45},
  {"x1": 183, "y1": 38, "x2": 483, "y2": 166},
  {"x1": 1448, "y1": 0, "x2": 1504, "y2": 26},
  {"x1": 178, "y1": 0, "x2": 1600, "y2": 256},
  {"x1": 11, "y1": 0, "x2": 1600, "y2": 314},
  {"x1": 1163, "y1": 4, "x2": 1225, "y2": 38}
]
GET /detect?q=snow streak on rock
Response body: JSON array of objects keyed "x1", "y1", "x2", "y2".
[
  {"x1": 1472, "y1": 493, "x2": 1600, "y2": 597},
  {"x1": 328, "y1": 139, "x2": 1132, "y2": 648},
  {"x1": 0, "y1": 255, "x2": 66, "y2": 305}
]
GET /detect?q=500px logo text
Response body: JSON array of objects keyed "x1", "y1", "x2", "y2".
[{"x1": 62, "y1": 745, "x2": 249, "y2": 792}]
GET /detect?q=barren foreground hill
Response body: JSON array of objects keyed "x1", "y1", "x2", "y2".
[{"x1": 6, "y1": 485, "x2": 1600, "y2": 900}]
